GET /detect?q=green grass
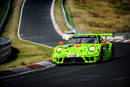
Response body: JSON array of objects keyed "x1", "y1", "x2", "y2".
[
  {"x1": 21, "y1": 61, "x2": 26, "y2": 65},
  {"x1": 0, "y1": 0, "x2": 9, "y2": 24}
]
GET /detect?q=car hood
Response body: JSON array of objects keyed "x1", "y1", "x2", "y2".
[{"x1": 54, "y1": 44, "x2": 102, "y2": 56}]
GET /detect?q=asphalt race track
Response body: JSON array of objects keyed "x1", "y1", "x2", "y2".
[
  {"x1": 1, "y1": 43, "x2": 130, "y2": 87},
  {"x1": 1, "y1": 0, "x2": 130, "y2": 87},
  {"x1": 19, "y1": 0, "x2": 63, "y2": 47}
]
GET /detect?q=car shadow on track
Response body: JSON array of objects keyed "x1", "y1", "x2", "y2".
[{"x1": 55, "y1": 57, "x2": 121, "y2": 67}]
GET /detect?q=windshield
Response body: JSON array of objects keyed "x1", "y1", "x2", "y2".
[{"x1": 68, "y1": 36, "x2": 97, "y2": 44}]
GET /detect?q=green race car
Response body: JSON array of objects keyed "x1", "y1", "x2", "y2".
[{"x1": 52, "y1": 33, "x2": 114, "y2": 64}]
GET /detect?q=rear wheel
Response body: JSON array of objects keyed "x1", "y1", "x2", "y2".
[
  {"x1": 111, "y1": 45, "x2": 114, "y2": 59},
  {"x1": 98, "y1": 48, "x2": 104, "y2": 63}
]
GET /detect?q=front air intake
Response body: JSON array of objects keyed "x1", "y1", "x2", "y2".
[
  {"x1": 85, "y1": 57, "x2": 90, "y2": 61},
  {"x1": 64, "y1": 57, "x2": 84, "y2": 63}
]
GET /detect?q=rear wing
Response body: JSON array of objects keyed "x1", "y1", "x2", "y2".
[
  {"x1": 72, "y1": 33, "x2": 115, "y2": 40},
  {"x1": 63, "y1": 33, "x2": 115, "y2": 40},
  {"x1": 97, "y1": 33, "x2": 115, "y2": 37},
  {"x1": 73, "y1": 33, "x2": 114, "y2": 36}
]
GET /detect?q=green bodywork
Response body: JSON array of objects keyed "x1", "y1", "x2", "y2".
[{"x1": 52, "y1": 33, "x2": 113, "y2": 64}]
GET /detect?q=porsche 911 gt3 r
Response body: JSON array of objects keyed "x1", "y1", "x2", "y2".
[{"x1": 52, "y1": 33, "x2": 114, "y2": 64}]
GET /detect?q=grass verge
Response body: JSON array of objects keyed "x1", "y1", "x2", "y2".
[
  {"x1": 54, "y1": 0, "x2": 70, "y2": 32},
  {"x1": 64, "y1": 0, "x2": 75, "y2": 28},
  {"x1": 65, "y1": 0, "x2": 130, "y2": 33},
  {"x1": 0, "y1": 0, "x2": 53, "y2": 70}
]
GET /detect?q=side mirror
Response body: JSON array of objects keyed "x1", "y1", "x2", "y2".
[
  {"x1": 59, "y1": 42, "x2": 64, "y2": 45},
  {"x1": 112, "y1": 33, "x2": 115, "y2": 37},
  {"x1": 101, "y1": 40, "x2": 106, "y2": 44}
]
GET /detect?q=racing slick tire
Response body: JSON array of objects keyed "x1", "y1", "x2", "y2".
[
  {"x1": 111, "y1": 45, "x2": 114, "y2": 59},
  {"x1": 98, "y1": 48, "x2": 104, "y2": 63}
]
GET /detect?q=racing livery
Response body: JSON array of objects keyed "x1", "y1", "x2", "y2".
[{"x1": 52, "y1": 33, "x2": 114, "y2": 64}]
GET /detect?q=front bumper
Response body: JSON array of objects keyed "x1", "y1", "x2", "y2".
[{"x1": 53, "y1": 56, "x2": 101, "y2": 64}]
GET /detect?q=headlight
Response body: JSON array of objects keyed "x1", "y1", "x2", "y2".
[
  {"x1": 57, "y1": 48, "x2": 62, "y2": 52},
  {"x1": 89, "y1": 47, "x2": 96, "y2": 52}
]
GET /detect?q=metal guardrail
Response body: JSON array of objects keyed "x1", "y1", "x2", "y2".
[
  {"x1": 102, "y1": 33, "x2": 130, "y2": 40},
  {"x1": 0, "y1": 0, "x2": 12, "y2": 34},
  {"x1": 0, "y1": 0, "x2": 12, "y2": 63},
  {"x1": 0, "y1": 37, "x2": 11, "y2": 63},
  {"x1": 61, "y1": 0, "x2": 84, "y2": 34}
]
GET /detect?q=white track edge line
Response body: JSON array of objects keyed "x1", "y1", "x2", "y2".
[{"x1": 50, "y1": 0, "x2": 63, "y2": 37}]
